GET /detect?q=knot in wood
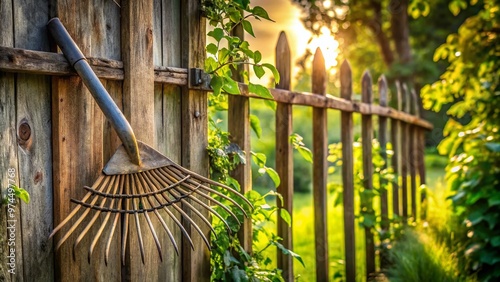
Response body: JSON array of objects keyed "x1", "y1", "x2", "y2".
[{"x1": 18, "y1": 122, "x2": 31, "y2": 142}]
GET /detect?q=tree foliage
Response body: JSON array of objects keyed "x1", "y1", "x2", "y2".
[{"x1": 421, "y1": 1, "x2": 500, "y2": 280}]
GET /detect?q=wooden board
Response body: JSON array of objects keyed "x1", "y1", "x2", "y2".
[
  {"x1": 52, "y1": 1, "x2": 121, "y2": 280},
  {"x1": 274, "y1": 31, "x2": 294, "y2": 280},
  {"x1": 400, "y1": 84, "x2": 409, "y2": 221},
  {"x1": 0, "y1": 2, "x2": 17, "y2": 280},
  {"x1": 13, "y1": 0, "x2": 53, "y2": 280},
  {"x1": 180, "y1": 1, "x2": 211, "y2": 281},
  {"x1": 311, "y1": 49, "x2": 329, "y2": 282},
  {"x1": 361, "y1": 71, "x2": 375, "y2": 277},
  {"x1": 340, "y1": 60, "x2": 356, "y2": 282},
  {"x1": 390, "y1": 82, "x2": 402, "y2": 218}
]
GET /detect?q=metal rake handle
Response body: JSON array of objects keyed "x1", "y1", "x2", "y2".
[{"x1": 47, "y1": 18, "x2": 142, "y2": 166}]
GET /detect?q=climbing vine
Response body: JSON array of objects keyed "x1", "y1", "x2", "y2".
[{"x1": 202, "y1": 1, "x2": 302, "y2": 280}]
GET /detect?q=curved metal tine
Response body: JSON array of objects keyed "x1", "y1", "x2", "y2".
[
  {"x1": 135, "y1": 173, "x2": 163, "y2": 261},
  {"x1": 147, "y1": 170, "x2": 222, "y2": 235},
  {"x1": 55, "y1": 176, "x2": 114, "y2": 250},
  {"x1": 49, "y1": 175, "x2": 107, "y2": 239},
  {"x1": 131, "y1": 175, "x2": 145, "y2": 264},
  {"x1": 91, "y1": 174, "x2": 125, "y2": 263},
  {"x1": 139, "y1": 171, "x2": 195, "y2": 250},
  {"x1": 121, "y1": 174, "x2": 131, "y2": 266},
  {"x1": 74, "y1": 175, "x2": 119, "y2": 255},
  {"x1": 174, "y1": 182, "x2": 241, "y2": 225},
  {"x1": 163, "y1": 167, "x2": 248, "y2": 217},
  {"x1": 169, "y1": 164, "x2": 253, "y2": 208},
  {"x1": 150, "y1": 169, "x2": 233, "y2": 231},
  {"x1": 140, "y1": 171, "x2": 210, "y2": 249}
]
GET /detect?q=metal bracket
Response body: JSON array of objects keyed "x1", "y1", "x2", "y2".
[{"x1": 189, "y1": 68, "x2": 211, "y2": 90}]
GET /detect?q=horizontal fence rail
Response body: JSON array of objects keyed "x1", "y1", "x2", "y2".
[
  {"x1": 0, "y1": 46, "x2": 432, "y2": 130},
  {"x1": 0, "y1": 27, "x2": 432, "y2": 281}
]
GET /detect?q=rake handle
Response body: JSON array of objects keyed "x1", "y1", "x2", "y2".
[{"x1": 47, "y1": 18, "x2": 141, "y2": 166}]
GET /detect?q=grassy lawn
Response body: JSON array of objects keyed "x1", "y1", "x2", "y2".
[{"x1": 290, "y1": 157, "x2": 447, "y2": 281}]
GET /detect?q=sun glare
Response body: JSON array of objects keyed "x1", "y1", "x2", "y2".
[{"x1": 307, "y1": 26, "x2": 339, "y2": 72}]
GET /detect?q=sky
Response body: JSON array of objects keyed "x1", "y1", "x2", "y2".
[{"x1": 245, "y1": 0, "x2": 339, "y2": 87}]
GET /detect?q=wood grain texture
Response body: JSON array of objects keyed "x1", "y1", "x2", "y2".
[
  {"x1": 390, "y1": 81, "x2": 403, "y2": 218},
  {"x1": 228, "y1": 22, "x2": 252, "y2": 253},
  {"x1": 0, "y1": 46, "x2": 433, "y2": 131},
  {"x1": 378, "y1": 76, "x2": 389, "y2": 231},
  {"x1": 13, "y1": 0, "x2": 53, "y2": 280},
  {"x1": 340, "y1": 60, "x2": 356, "y2": 282},
  {"x1": 361, "y1": 71, "x2": 375, "y2": 277},
  {"x1": 400, "y1": 84, "x2": 410, "y2": 221},
  {"x1": 52, "y1": 1, "x2": 121, "y2": 280},
  {"x1": 0, "y1": 2, "x2": 17, "y2": 280},
  {"x1": 311, "y1": 48, "x2": 329, "y2": 282},
  {"x1": 378, "y1": 76, "x2": 389, "y2": 269},
  {"x1": 274, "y1": 31, "x2": 293, "y2": 280},
  {"x1": 409, "y1": 88, "x2": 418, "y2": 220},
  {"x1": 180, "y1": 1, "x2": 210, "y2": 281},
  {"x1": 120, "y1": 0, "x2": 163, "y2": 280}
]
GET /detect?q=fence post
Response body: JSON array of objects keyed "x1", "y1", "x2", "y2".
[
  {"x1": 378, "y1": 75, "x2": 389, "y2": 269},
  {"x1": 415, "y1": 88, "x2": 428, "y2": 221},
  {"x1": 180, "y1": 0, "x2": 211, "y2": 280},
  {"x1": 391, "y1": 82, "x2": 402, "y2": 219},
  {"x1": 312, "y1": 48, "x2": 329, "y2": 282},
  {"x1": 340, "y1": 60, "x2": 356, "y2": 282},
  {"x1": 275, "y1": 31, "x2": 294, "y2": 280},
  {"x1": 400, "y1": 84, "x2": 410, "y2": 222},
  {"x1": 409, "y1": 88, "x2": 418, "y2": 221},
  {"x1": 228, "y1": 15, "x2": 253, "y2": 253},
  {"x1": 361, "y1": 71, "x2": 376, "y2": 277}
]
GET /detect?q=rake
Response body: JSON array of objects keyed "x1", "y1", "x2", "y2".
[{"x1": 47, "y1": 18, "x2": 251, "y2": 265}]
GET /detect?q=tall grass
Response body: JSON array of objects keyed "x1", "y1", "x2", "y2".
[{"x1": 384, "y1": 230, "x2": 476, "y2": 282}]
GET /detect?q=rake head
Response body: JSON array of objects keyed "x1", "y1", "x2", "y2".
[{"x1": 50, "y1": 142, "x2": 252, "y2": 265}]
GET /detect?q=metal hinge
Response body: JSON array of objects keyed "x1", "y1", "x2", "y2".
[{"x1": 189, "y1": 68, "x2": 211, "y2": 90}]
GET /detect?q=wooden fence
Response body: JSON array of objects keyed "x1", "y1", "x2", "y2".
[{"x1": 0, "y1": 0, "x2": 431, "y2": 281}]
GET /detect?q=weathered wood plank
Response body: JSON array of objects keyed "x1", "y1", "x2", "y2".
[
  {"x1": 0, "y1": 1, "x2": 17, "y2": 280},
  {"x1": 409, "y1": 88, "x2": 418, "y2": 221},
  {"x1": 361, "y1": 71, "x2": 375, "y2": 277},
  {"x1": 311, "y1": 48, "x2": 329, "y2": 282},
  {"x1": 378, "y1": 76, "x2": 389, "y2": 269},
  {"x1": 180, "y1": 1, "x2": 210, "y2": 281},
  {"x1": 390, "y1": 81, "x2": 403, "y2": 218},
  {"x1": 0, "y1": 46, "x2": 434, "y2": 130},
  {"x1": 400, "y1": 84, "x2": 410, "y2": 221},
  {"x1": 52, "y1": 1, "x2": 124, "y2": 280},
  {"x1": 415, "y1": 89, "x2": 427, "y2": 221},
  {"x1": 340, "y1": 60, "x2": 356, "y2": 282},
  {"x1": 120, "y1": 0, "x2": 163, "y2": 280},
  {"x1": 274, "y1": 31, "x2": 293, "y2": 280},
  {"x1": 378, "y1": 76, "x2": 389, "y2": 230},
  {"x1": 228, "y1": 21, "x2": 252, "y2": 253},
  {"x1": 13, "y1": 0, "x2": 53, "y2": 280}
]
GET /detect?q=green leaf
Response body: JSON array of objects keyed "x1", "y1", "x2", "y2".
[
  {"x1": 249, "y1": 114, "x2": 262, "y2": 138},
  {"x1": 241, "y1": 20, "x2": 255, "y2": 37},
  {"x1": 262, "y1": 63, "x2": 280, "y2": 84},
  {"x1": 488, "y1": 194, "x2": 500, "y2": 207},
  {"x1": 228, "y1": 11, "x2": 242, "y2": 23},
  {"x1": 248, "y1": 83, "x2": 273, "y2": 99},
  {"x1": 298, "y1": 147, "x2": 313, "y2": 163},
  {"x1": 264, "y1": 99, "x2": 277, "y2": 111},
  {"x1": 253, "y1": 65, "x2": 265, "y2": 79},
  {"x1": 210, "y1": 75, "x2": 223, "y2": 96},
  {"x1": 222, "y1": 77, "x2": 240, "y2": 94},
  {"x1": 206, "y1": 43, "x2": 218, "y2": 55},
  {"x1": 266, "y1": 167, "x2": 281, "y2": 187},
  {"x1": 254, "y1": 51, "x2": 262, "y2": 64},
  {"x1": 280, "y1": 209, "x2": 292, "y2": 226},
  {"x1": 208, "y1": 28, "x2": 224, "y2": 42},
  {"x1": 273, "y1": 241, "x2": 305, "y2": 267},
  {"x1": 251, "y1": 152, "x2": 267, "y2": 167},
  {"x1": 252, "y1": 6, "x2": 273, "y2": 21},
  {"x1": 14, "y1": 187, "x2": 30, "y2": 204}
]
